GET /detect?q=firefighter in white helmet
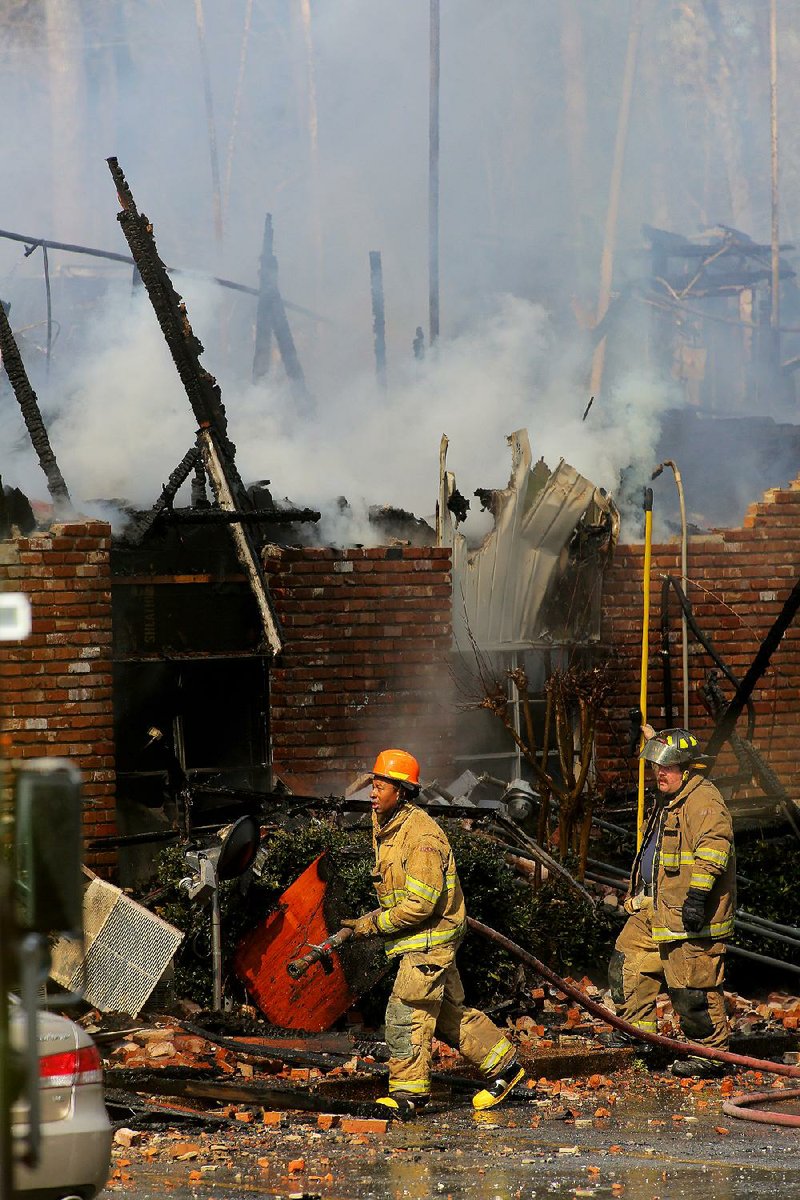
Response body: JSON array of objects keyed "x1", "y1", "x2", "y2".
[
  {"x1": 343, "y1": 749, "x2": 526, "y2": 1118},
  {"x1": 609, "y1": 728, "x2": 735, "y2": 1078}
]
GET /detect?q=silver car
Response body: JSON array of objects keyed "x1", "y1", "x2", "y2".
[{"x1": 12, "y1": 1005, "x2": 112, "y2": 1199}]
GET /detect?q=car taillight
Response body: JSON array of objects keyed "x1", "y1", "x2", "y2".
[{"x1": 39, "y1": 1044, "x2": 103, "y2": 1088}]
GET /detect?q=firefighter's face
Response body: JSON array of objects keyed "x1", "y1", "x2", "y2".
[
  {"x1": 371, "y1": 776, "x2": 403, "y2": 819},
  {"x1": 653, "y1": 763, "x2": 684, "y2": 795}
]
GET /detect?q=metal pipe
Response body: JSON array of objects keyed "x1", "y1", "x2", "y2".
[
  {"x1": 637, "y1": 487, "x2": 653, "y2": 848},
  {"x1": 428, "y1": 0, "x2": 440, "y2": 344},
  {"x1": 658, "y1": 575, "x2": 674, "y2": 728},
  {"x1": 735, "y1": 918, "x2": 800, "y2": 952},
  {"x1": 652, "y1": 461, "x2": 688, "y2": 726},
  {"x1": 726, "y1": 943, "x2": 800, "y2": 976},
  {"x1": 0, "y1": 226, "x2": 326, "y2": 321},
  {"x1": 211, "y1": 881, "x2": 223, "y2": 1010},
  {"x1": 739, "y1": 909, "x2": 800, "y2": 938}
]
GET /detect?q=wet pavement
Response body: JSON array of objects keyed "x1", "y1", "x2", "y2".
[{"x1": 102, "y1": 1065, "x2": 800, "y2": 1199}]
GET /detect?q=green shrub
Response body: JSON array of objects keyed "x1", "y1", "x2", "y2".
[{"x1": 146, "y1": 819, "x2": 615, "y2": 1012}]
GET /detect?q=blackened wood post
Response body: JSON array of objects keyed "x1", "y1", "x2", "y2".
[
  {"x1": 429, "y1": 0, "x2": 440, "y2": 345},
  {"x1": 106, "y1": 157, "x2": 283, "y2": 655},
  {"x1": 128, "y1": 446, "x2": 202, "y2": 545},
  {"x1": 252, "y1": 213, "x2": 312, "y2": 409},
  {"x1": 369, "y1": 250, "x2": 387, "y2": 390},
  {"x1": 0, "y1": 301, "x2": 72, "y2": 512},
  {"x1": 252, "y1": 214, "x2": 276, "y2": 382}
]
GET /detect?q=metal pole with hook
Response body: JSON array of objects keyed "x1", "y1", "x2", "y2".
[
  {"x1": 652, "y1": 460, "x2": 688, "y2": 727},
  {"x1": 637, "y1": 487, "x2": 653, "y2": 849}
]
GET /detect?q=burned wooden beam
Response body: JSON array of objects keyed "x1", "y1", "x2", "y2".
[
  {"x1": 106, "y1": 1069, "x2": 393, "y2": 1118},
  {"x1": 252, "y1": 214, "x2": 276, "y2": 381},
  {"x1": 197, "y1": 426, "x2": 282, "y2": 655},
  {"x1": 125, "y1": 445, "x2": 202, "y2": 545},
  {"x1": 0, "y1": 300, "x2": 72, "y2": 513},
  {"x1": 106, "y1": 158, "x2": 282, "y2": 655},
  {"x1": 159, "y1": 506, "x2": 320, "y2": 526},
  {"x1": 107, "y1": 157, "x2": 237, "y2": 471}
]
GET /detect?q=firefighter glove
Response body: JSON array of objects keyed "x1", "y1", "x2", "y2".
[
  {"x1": 341, "y1": 910, "x2": 381, "y2": 938},
  {"x1": 681, "y1": 888, "x2": 707, "y2": 934}
]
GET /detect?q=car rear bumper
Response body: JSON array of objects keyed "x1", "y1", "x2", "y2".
[{"x1": 13, "y1": 1095, "x2": 112, "y2": 1199}]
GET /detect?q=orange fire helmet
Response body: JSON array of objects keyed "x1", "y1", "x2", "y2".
[{"x1": 372, "y1": 749, "x2": 421, "y2": 790}]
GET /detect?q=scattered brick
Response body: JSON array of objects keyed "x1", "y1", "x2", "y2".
[{"x1": 339, "y1": 1118, "x2": 389, "y2": 1135}]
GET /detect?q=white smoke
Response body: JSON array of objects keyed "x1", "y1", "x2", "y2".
[
  {"x1": 2, "y1": 277, "x2": 679, "y2": 543},
  {"x1": 0, "y1": 3, "x2": 796, "y2": 536}
]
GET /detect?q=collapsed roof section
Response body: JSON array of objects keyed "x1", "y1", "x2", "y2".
[{"x1": 437, "y1": 429, "x2": 619, "y2": 650}]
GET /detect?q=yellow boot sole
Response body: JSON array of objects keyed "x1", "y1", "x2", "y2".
[{"x1": 472, "y1": 1065, "x2": 526, "y2": 1110}]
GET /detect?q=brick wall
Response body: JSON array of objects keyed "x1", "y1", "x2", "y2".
[
  {"x1": 0, "y1": 521, "x2": 117, "y2": 869},
  {"x1": 264, "y1": 546, "x2": 454, "y2": 790},
  {"x1": 597, "y1": 480, "x2": 800, "y2": 810}
]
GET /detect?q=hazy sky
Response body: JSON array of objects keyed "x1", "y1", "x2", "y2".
[{"x1": 0, "y1": 2, "x2": 794, "y2": 534}]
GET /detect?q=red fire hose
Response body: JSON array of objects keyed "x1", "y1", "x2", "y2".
[
  {"x1": 721, "y1": 1088, "x2": 800, "y2": 1127},
  {"x1": 469, "y1": 919, "x2": 800, "y2": 1126},
  {"x1": 467, "y1": 917, "x2": 800, "y2": 1077},
  {"x1": 287, "y1": 920, "x2": 800, "y2": 1124}
]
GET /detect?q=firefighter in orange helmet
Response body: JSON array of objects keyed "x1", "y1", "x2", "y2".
[{"x1": 343, "y1": 749, "x2": 525, "y2": 1119}]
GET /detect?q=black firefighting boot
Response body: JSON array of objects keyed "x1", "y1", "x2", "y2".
[
  {"x1": 472, "y1": 1059, "x2": 526, "y2": 1110},
  {"x1": 670, "y1": 1055, "x2": 727, "y2": 1079},
  {"x1": 376, "y1": 1092, "x2": 426, "y2": 1120},
  {"x1": 596, "y1": 1030, "x2": 636, "y2": 1050}
]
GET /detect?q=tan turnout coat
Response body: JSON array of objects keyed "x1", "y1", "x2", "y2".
[
  {"x1": 629, "y1": 774, "x2": 735, "y2": 943},
  {"x1": 360, "y1": 802, "x2": 467, "y2": 957}
]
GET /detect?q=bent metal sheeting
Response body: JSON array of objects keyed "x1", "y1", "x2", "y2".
[{"x1": 437, "y1": 429, "x2": 619, "y2": 650}]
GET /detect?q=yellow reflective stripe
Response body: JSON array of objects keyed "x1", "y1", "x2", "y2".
[
  {"x1": 377, "y1": 910, "x2": 396, "y2": 934},
  {"x1": 696, "y1": 847, "x2": 729, "y2": 866},
  {"x1": 386, "y1": 920, "x2": 466, "y2": 958},
  {"x1": 405, "y1": 874, "x2": 441, "y2": 904},
  {"x1": 660, "y1": 853, "x2": 696, "y2": 866},
  {"x1": 379, "y1": 889, "x2": 406, "y2": 908},
  {"x1": 632, "y1": 1020, "x2": 658, "y2": 1031},
  {"x1": 652, "y1": 918, "x2": 734, "y2": 943},
  {"x1": 479, "y1": 1036, "x2": 514, "y2": 1075},
  {"x1": 690, "y1": 873, "x2": 715, "y2": 890},
  {"x1": 445, "y1": 871, "x2": 457, "y2": 892},
  {"x1": 389, "y1": 1078, "x2": 430, "y2": 1094}
]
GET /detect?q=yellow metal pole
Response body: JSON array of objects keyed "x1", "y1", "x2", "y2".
[{"x1": 637, "y1": 488, "x2": 653, "y2": 848}]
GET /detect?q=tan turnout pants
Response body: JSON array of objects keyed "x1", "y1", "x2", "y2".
[
  {"x1": 385, "y1": 942, "x2": 515, "y2": 1097},
  {"x1": 610, "y1": 899, "x2": 728, "y2": 1048}
]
